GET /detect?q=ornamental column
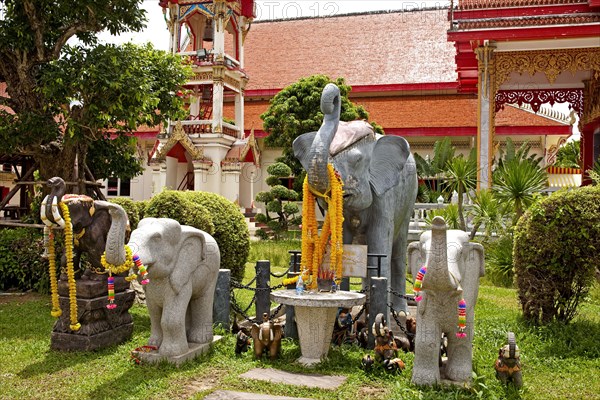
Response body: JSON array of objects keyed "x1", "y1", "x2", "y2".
[
  {"x1": 474, "y1": 42, "x2": 496, "y2": 189},
  {"x1": 211, "y1": 0, "x2": 227, "y2": 135},
  {"x1": 212, "y1": 66, "x2": 225, "y2": 134},
  {"x1": 151, "y1": 163, "x2": 167, "y2": 196}
]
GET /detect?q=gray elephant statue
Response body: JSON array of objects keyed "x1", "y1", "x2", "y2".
[
  {"x1": 293, "y1": 83, "x2": 418, "y2": 313},
  {"x1": 408, "y1": 216, "x2": 484, "y2": 385},
  {"x1": 41, "y1": 176, "x2": 130, "y2": 277},
  {"x1": 118, "y1": 217, "x2": 220, "y2": 357}
]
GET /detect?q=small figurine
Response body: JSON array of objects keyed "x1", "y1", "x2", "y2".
[
  {"x1": 332, "y1": 308, "x2": 354, "y2": 345},
  {"x1": 235, "y1": 330, "x2": 251, "y2": 355},
  {"x1": 494, "y1": 332, "x2": 523, "y2": 388},
  {"x1": 372, "y1": 313, "x2": 404, "y2": 372},
  {"x1": 251, "y1": 313, "x2": 283, "y2": 360},
  {"x1": 361, "y1": 354, "x2": 374, "y2": 371}
]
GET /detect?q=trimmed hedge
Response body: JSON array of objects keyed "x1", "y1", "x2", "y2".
[
  {"x1": 514, "y1": 185, "x2": 600, "y2": 324},
  {"x1": 144, "y1": 190, "x2": 215, "y2": 235},
  {"x1": 183, "y1": 191, "x2": 249, "y2": 282},
  {"x1": 0, "y1": 228, "x2": 48, "y2": 293}
]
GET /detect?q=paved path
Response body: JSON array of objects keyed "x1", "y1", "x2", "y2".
[
  {"x1": 240, "y1": 368, "x2": 346, "y2": 389},
  {"x1": 203, "y1": 390, "x2": 313, "y2": 400}
]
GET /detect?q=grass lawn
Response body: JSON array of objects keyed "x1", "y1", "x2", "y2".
[{"x1": 1, "y1": 265, "x2": 599, "y2": 399}]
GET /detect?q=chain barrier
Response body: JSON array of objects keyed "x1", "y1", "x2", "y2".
[
  {"x1": 351, "y1": 304, "x2": 366, "y2": 324},
  {"x1": 270, "y1": 266, "x2": 292, "y2": 278},
  {"x1": 387, "y1": 302, "x2": 415, "y2": 339},
  {"x1": 231, "y1": 280, "x2": 270, "y2": 292},
  {"x1": 230, "y1": 292, "x2": 284, "y2": 324},
  {"x1": 387, "y1": 287, "x2": 415, "y2": 302}
]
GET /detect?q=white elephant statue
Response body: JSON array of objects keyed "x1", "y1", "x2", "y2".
[
  {"x1": 110, "y1": 217, "x2": 220, "y2": 357},
  {"x1": 408, "y1": 216, "x2": 484, "y2": 385}
]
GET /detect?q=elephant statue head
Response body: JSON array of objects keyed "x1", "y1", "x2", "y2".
[
  {"x1": 292, "y1": 83, "x2": 418, "y2": 313},
  {"x1": 408, "y1": 216, "x2": 485, "y2": 385},
  {"x1": 40, "y1": 176, "x2": 130, "y2": 275},
  {"x1": 251, "y1": 312, "x2": 283, "y2": 360},
  {"x1": 119, "y1": 217, "x2": 220, "y2": 358}
]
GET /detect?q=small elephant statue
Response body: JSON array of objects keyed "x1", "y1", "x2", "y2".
[
  {"x1": 372, "y1": 313, "x2": 405, "y2": 371},
  {"x1": 408, "y1": 216, "x2": 485, "y2": 385},
  {"x1": 495, "y1": 332, "x2": 523, "y2": 388},
  {"x1": 251, "y1": 313, "x2": 283, "y2": 360},
  {"x1": 118, "y1": 217, "x2": 220, "y2": 357},
  {"x1": 235, "y1": 330, "x2": 252, "y2": 355}
]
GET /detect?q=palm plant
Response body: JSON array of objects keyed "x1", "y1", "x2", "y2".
[
  {"x1": 555, "y1": 140, "x2": 581, "y2": 169},
  {"x1": 493, "y1": 158, "x2": 547, "y2": 223},
  {"x1": 445, "y1": 152, "x2": 477, "y2": 231},
  {"x1": 467, "y1": 189, "x2": 506, "y2": 240},
  {"x1": 587, "y1": 159, "x2": 600, "y2": 185},
  {"x1": 414, "y1": 137, "x2": 456, "y2": 199}
]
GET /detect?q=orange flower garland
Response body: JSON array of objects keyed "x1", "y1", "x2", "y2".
[
  {"x1": 295, "y1": 163, "x2": 344, "y2": 290},
  {"x1": 59, "y1": 202, "x2": 81, "y2": 332},
  {"x1": 45, "y1": 227, "x2": 62, "y2": 318}
]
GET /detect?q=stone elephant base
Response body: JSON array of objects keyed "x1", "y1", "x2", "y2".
[
  {"x1": 131, "y1": 336, "x2": 222, "y2": 367},
  {"x1": 51, "y1": 277, "x2": 135, "y2": 351}
]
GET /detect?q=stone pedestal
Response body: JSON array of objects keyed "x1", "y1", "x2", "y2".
[
  {"x1": 271, "y1": 290, "x2": 365, "y2": 366},
  {"x1": 51, "y1": 276, "x2": 135, "y2": 351},
  {"x1": 131, "y1": 336, "x2": 222, "y2": 367}
]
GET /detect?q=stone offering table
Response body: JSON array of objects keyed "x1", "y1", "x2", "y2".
[{"x1": 271, "y1": 290, "x2": 365, "y2": 366}]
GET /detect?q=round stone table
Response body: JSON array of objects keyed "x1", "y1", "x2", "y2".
[{"x1": 271, "y1": 289, "x2": 366, "y2": 366}]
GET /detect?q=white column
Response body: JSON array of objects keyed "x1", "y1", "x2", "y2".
[
  {"x1": 235, "y1": 91, "x2": 244, "y2": 136},
  {"x1": 212, "y1": 69, "x2": 224, "y2": 134},
  {"x1": 152, "y1": 163, "x2": 167, "y2": 196},
  {"x1": 475, "y1": 43, "x2": 496, "y2": 190}
]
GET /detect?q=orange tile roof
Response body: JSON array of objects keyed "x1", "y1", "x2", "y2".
[
  {"x1": 243, "y1": 9, "x2": 458, "y2": 91},
  {"x1": 457, "y1": 0, "x2": 586, "y2": 9}
]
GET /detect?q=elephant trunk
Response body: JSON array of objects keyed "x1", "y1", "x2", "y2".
[
  {"x1": 103, "y1": 202, "x2": 128, "y2": 266},
  {"x1": 45, "y1": 177, "x2": 66, "y2": 225},
  {"x1": 422, "y1": 216, "x2": 459, "y2": 292},
  {"x1": 306, "y1": 83, "x2": 341, "y2": 195}
]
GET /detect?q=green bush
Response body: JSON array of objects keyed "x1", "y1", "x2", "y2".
[
  {"x1": 109, "y1": 197, "x2": 140, "y2": 230},
  {"x1": 134, "y1": 199, "x2": 149, "y2": 221},
  {"x1": 485, "y1": 234, "x2": 515, "y2": 287},
  {"x1": 144, "y1": 190, "x2": 215, "y2": 235},
  {"x1": 514, "y1": 185, "x2": 600, "y2": 324},
  {"x1": 183, "y1": 191, "x2": 250, "y2": 282},
  {"x1": 0, "y1": 228, "x2": 48, "y2": 293}
]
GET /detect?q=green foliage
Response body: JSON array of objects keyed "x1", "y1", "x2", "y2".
[
  {"x1": 183, "y1": 191, "x2": 249, "y2": 283},
  {"x1": 0, "y1": 2, "x2": 190, "y2": 182},
  {"x1": 467, "y1": 189, "x2": 507, "y2": 241},
  {"x1": 0, "y1": 228, "x2": 48, "y2": 293},
  {"x1": 514, "y1": 185, "x2": 600, "y2": 324},
  {"x1": 425, "y1": 203, "x2": 460, "y2": 229},
  {"x1": 260, "y1": 75, "x2": 381, "y2": 193},
  {"x1": 254, "y1": 162, "x2": 300, "y2": 239},
  {"x1": 134, "y1": 199, "x2": 148, "y2": 221},
  {"x1": 485, "y1": 234, "x2": 515, "y2": 287},
  {"x1": 587, "y1": 159, "x2": 600, "y2": 185},
  {"x1": 108, "y1": 197, "x2": 140, "y2": 230},
  {"x1": 144, "y1": 190, "x2": 215, "y2": 235},
  {"x1": 554, "y1": 140, "x2": 580, "y2": 169},
  {"x1": 414, "y1": 137, "x2": 459, "y2": 202},
  {"x1": 445, "y1": 154, "x2": 477, "y2": 230}
]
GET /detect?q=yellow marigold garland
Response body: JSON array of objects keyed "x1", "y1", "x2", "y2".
[
  {"x1": 100, "y1": 246, "x2": 134, "y2": 276},
  {"x1": 45, "y1": 227, "x2": 62, "y2": 318},
  {"x1": 295, "y1": 163, "x2": 344, "y2": 290},
  {"x1": 60, "y1": 202, "x2": 81, "y2": 332}
]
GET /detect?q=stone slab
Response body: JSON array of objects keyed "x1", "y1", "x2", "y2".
[
  {"x1": 203, "y1": 391, "x2": 313, "y2": 400},
  {"x1": 240, "y1": 368, "x2": 347, "y2": 390},
  {"x1": 132, "y1": 336, "x2": 221, "y2": 367}
]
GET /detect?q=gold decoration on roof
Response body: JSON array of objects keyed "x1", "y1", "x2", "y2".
[
  {"x1": 155, "y1": 121, "x2": 204, "y2": 162},
  {"x1": 495, "y1": 47, "x2": 600, "y2": 87}
]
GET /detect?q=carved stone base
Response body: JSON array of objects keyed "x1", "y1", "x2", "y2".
[
  {"x1": 51, "y1": 277, "x2": 135, "y2": 351},
  {"x1": 131, "y1": 336, "x2": 222, "y2": 367}
]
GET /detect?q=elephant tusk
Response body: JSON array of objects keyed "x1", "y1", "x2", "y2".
[
  {"x1": 40, "y1": 195, "x2": 54, "y2": 227},
  {"x1": 51, "y1": 197, "x2": 66, "y2": 228},
  {"x1": 270, "y1": 329, "x2": 273, "y2": 342},
  {"x1": 258, "y1": 329, "x2": 263, "y2": 341}
]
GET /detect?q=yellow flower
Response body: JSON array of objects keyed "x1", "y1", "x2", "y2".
[{"x1": 60, "y1": 202, "x2": 80, "y2": 332}]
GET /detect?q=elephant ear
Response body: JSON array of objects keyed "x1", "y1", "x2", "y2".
[
  {"x1": 169, "y1": 226, "x2": 207, "y2": 295},
  {"x1": 407, "y1": 241, "x2": 422, "y2": 278},
  {"x1": 460, "y1": 242, "x2": 485, "y2": 308},
  {"x1": 292, "y1": 131, "x2": 317, "y2": 172},
  {"x1": 369, "y1": 136, "x2": 411, "y2": 196}
]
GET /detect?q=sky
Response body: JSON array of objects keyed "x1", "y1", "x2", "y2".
[{"x1": 98, "y1": 1, "x2": 449, "y2": 50}]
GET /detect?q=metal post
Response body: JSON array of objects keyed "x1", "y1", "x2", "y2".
[
  {"x1": 212, "y1": 269, "x2": 231, "y2": 331},
  {"x1": 368, "y1": 277, "x2": 388, "y2": 349},
  {"x1": 255, "y1": 260, "x2": 271, "y2": 319},
  {"x1": 288, "y1": 250, "x2": 301, "y2": 273},
  {"x1": 284, "y1": 253, "x2": 300, "y2": 339}
]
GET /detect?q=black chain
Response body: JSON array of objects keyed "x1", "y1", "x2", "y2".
[
  {"x1": 231, "y1": 280, "x2": 270, "y2": 291},
  {"x1": 387, "y1": 287, "x2": 415, "y2": 302},
  {"x1": 230, "y1": 291, "x2": 285, "y2": 324},
  {"x1": 270, "y1": 266, "x2": 292, "y2": 278},
  {"x1": 387, "y1": 303, "x2": 415, "y2": 338},
  {"x1": 351, "y1": 304, "x2": 366, "y2": 324}
]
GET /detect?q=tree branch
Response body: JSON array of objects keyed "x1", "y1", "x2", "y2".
[{"x1": 22, "y1": 0, "x2": 46, "y2": 62}]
